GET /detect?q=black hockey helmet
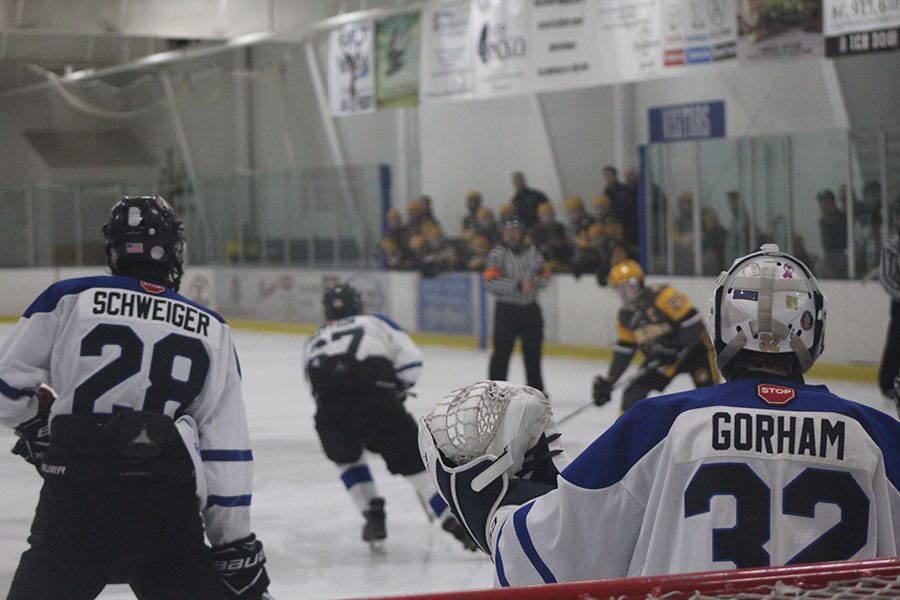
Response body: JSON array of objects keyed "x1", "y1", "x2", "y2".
[
  {"x1": 323, "y1": 284, "x2": 363, "y2": 320},
  {"x1": 103, "y1": 196, "x2": 185, "y2": 291}
]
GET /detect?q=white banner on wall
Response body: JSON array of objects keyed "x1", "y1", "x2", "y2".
[
  {"x1": 530, "y1": 0, "x2": 597, "y2": 91},
  {"x1": 328, "y1": 21, "x2": 376, "y2": 116},
  {"x1": 471, "y1": 0, "x2": 533, "y2": 98},
  {"x1": 823, "y1": 0, "x2": 900, "y2": 55},
  {"x1": 421, "y1": 2, "x2": 475, "y2": 101},
  {"x1": 661, "y1": 0, "x2": 736, "y2": 68},
  {"x1": 591, "y1": 0, "x2": 664, "y2": 82}
]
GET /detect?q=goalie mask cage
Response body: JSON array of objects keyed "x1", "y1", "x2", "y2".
[{"x1": 352, "y1": 557, "x2": 900, "y2": 600}]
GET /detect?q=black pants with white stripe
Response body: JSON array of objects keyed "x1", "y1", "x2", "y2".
[{"x1": 489, "y1": 301, "x2": 545, "y2": 392}]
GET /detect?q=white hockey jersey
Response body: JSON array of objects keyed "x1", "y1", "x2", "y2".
[
  {"x1": 303, "y1": 314, "x2": 422, "y2": 400},
  {"x1": 490, "y1": 378, "x2": 900, "y2": 586},
  {"x1": 0, "y1": 275, "x2": 253, "y2": 546}
]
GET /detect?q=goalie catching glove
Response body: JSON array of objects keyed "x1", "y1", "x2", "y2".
[
  {"x1": 418, "y1": 381, "x2": 569, "y2": 554},
  {"x1": 11, "y1": 384, "x2": 57, "y2": 469},
  {"x1": 211, "y1": 533, "x2": 272, "y2": 600}
]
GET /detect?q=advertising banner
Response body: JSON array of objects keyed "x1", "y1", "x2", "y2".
[
  {"x1": 471, "y1": 0, "x2": 533, "y2": 98},
  {"x1": 418, "y1": 273, "x2": 474, "y2": 334},
  {"x1": 661, "y1": 0, "x2": 737, "y2": 68},
  {"x1": 591, "y1": 0, "x2": 664, "y2": 83},
  {"x1": 421, "y1": 2, "x2": 476, "y2": 101},
  {"x1": 823, "y1": 0, "x2": 900, "y2": 55},
  {"x1": 531, "y1": 0, "x2": 597, "y2": 91},
  {"x1": 375, "y1": 12, "x2": 421, "y2": 108},
  {"x1": 737, "y1": 0, "x2": 823, "y2": 62},
  {"x1": 328, "y1": 21, "x2": 376, "y2": 116}
]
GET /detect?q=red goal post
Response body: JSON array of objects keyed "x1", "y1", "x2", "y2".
[{"x1": 355, "y1": 557, "x2": 900, "y2": 600}]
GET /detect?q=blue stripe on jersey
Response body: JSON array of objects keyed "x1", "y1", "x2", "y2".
[
  {"x1": 372, "y1": 314, "x2": 404, "y2": 331},
  {"x1": 0, "y1": 377, "x2": 32, "y2": 400},
  {"x1": 233, "y1": 348, "x2": 242, "y2": 379},
  {"x1": 200, "y1": 449, "x2": 253, "y2": 462},
  {"x1": 562, "y1": 378, "x2": 900, "y2": 492},
  {"x1": 340, "y1": 465, "x2": 374, "y2": 489},
  {"x1": 494, "y1": 523, "x2": 510, "y2": 587},
  {"x1": 395, "y1": 361, "x2": 422, "y2": 373},
  {"x1": 513, "y1": 502, "x2": 556, "y2": 584},
  {"x1": 22, "y1": 275, "x2": 226, "y2": 323},
  {"x1": 428, "y1": 492, "x2": 448, "y2": 517},
  {"x1": 207, "y1": 494, "x2": 252, "y2": 507}
]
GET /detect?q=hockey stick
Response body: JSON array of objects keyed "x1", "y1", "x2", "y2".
[{"x1": 556, "y1": 372, "x2": 638, "y2": 426}]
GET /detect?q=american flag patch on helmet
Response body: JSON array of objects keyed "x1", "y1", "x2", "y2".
[{"x1": 125, "y1": 242, "x2": 144, "y2": 254}]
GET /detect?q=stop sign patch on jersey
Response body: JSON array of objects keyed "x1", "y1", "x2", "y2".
[
  {"x1": 757, "y1": 383, "x2": 795, "y2": 405},
  {"x1": 140, "y1": 281, "x2": 165, "y2": 294}
]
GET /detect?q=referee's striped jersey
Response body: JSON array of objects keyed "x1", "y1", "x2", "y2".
[
  {"x1": 881, "y1": 232, "x2": 900, "y2": 301},
  {"x1": 483, "y1": 243, "x2": 551, "y2": 305}
]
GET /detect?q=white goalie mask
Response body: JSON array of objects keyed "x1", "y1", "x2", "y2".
[{"x1": 709, "y1": 244, "x2": 826, "y2": 376}]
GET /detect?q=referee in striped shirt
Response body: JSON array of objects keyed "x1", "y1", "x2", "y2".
[{"x1": 483, "y1": 214, "x2": 552, "y2": 392}]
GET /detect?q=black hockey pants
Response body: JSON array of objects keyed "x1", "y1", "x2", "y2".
[{"x1": 488, "y1": 301, "x2": 545, "y2": 392}]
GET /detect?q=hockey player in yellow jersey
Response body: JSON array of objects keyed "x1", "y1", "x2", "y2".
[{"x1": 593, "y1": 259, "x2": 717, "y2": 412}]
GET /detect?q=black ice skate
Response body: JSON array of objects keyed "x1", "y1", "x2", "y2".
[
  {"x1": 441, "y1": 514, "x2": 479, "y2": 552},
  {"x1": 362, "y1": 497, "x2": 386, "y2": 552}
]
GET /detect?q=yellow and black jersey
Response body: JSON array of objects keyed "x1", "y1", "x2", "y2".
[{"x1": 609, "y1": 284, "x2": 709, "y2": 380}]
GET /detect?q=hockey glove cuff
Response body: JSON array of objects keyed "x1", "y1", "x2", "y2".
[
  {"x1": 11, "y1": 410, "x2": 51, "y2": 469},
  {"x1": 212, "y1": 533, "x2": 271, "y2": 600}
]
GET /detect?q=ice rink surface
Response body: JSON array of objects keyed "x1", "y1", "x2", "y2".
[{"x1": 0, "y1": 324, "x2": 895, "y2": 599}]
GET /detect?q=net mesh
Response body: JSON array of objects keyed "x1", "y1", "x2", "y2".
[
  {"x1": 352, "y1": 558, "x2": 900, "y2": 600},
  {"x1": 422, "y1": 380, "x2": 513, "y2": 464}
]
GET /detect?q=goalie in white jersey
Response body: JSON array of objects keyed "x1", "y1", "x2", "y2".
[
  {"x1": 421, "y1": 244, "x2": 900, "y2": 587},
  {"x1": 304, "y1": 284, "x2": 477, "y2": 552},
  {"x1": 0, "y1": 196, "x2": 271, "y2": 600}
]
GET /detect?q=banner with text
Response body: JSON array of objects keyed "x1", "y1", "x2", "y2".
[
  {"x1": 661, "y1": 0, "x2": 737, "y2": 68},
  {"x1": 418, "y1": 273, "x2": 474, "y2": 334},
  {"x1": 648, "y1": 100, "x2": 726, "y2": 142},
  {"x1": 737, "y1": 0, "x2": 823, "y2": 62},
  {"x1": 471, "y1": 0, "x2": 533, "y2": 98},
  {"x1": 531, "y1": 0, "x2": 597, "y2": 91},
  {"x1": 329, "y1": 21, "x2": 376, "y2": 116},
  {"x1": 375, "y1": 12, "x2": 421, "y2": 109},
  {"x1": 591, "y1": 0, "x2": 664, "y2": 82},
  {"x1": 421, "y1": 2, "x2": 476, "y2": 101},
  {"x1": 824, "y1": 0, "x2": 900, "y2": 55}
]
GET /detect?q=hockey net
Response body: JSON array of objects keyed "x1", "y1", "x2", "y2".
[{"x1": 354, "y1": 557, "x2": 900, "y2": 600}]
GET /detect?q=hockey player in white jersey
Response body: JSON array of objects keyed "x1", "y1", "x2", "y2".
[
  {"x1": 304, "y1": 284, "x2": 476, "y2": 552},
  {"x1": 420, "y1": 244, "x2": 900, "y2": 586},
  {"x1": 1, "y1": 196, "x2": 272, "y2": 600}
]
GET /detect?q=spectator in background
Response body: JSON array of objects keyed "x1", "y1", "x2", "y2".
[
  {"x1": 563, "y1": 196, "x2": 594, "y2": 240},
  {"x1": 474, "y1": 206, "x2": 500, "y2": 246},
  {"x1": 878, "y1": 194, "x2": 900, "y2": 401},
  {"x1": 419, "y1": 194, "x2": 441, "y2": 227},
  {"x1": 381, "y1": 208, "x2": 415, "y2": 269},
  {"x1": 700, "y1": 207, "x2": 727, "y2": 275},
  {"x1": 461, "y1": 191, "x2": 482, "y2": 234},
  {"x1": 816, "y1": 189, "x2": 848, "y2": 278},
  {"x1": 856, "y1": 180, "x2": 883, "y2": 276},
  {"x1": 572, "y1": 222, "x2": 630, "y2": 285},
  {"x1": 510, "y1": 171, "x2": 549, "y2": 229},
  {"x1": 673, "y1": 191, "x2": 695, "y2": 275},
  {"x1": 406, "y1": 197, "x2": 431, "y2": 236},
  {"x1": 418, "y1": 221, "x2": 459, "y2": 278},
  {"x1": 464, "y1": 234, "x2": 492, "y2": 271},
  {"x1": 602, "y1": 166, "x2": 627, "y2": 228},
  {"x1": 528, "y1": 202, "x2": 572, "y2": 270},
  {"x1": 621, "y1": 167, "x2": 641, "y2": 250},
  {"x1": 725, "y1": 190, "x2": 751, "y2": 264}
]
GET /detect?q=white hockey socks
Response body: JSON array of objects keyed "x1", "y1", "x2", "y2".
[
  {"x1": 407, "y1": 470, "x2": 449, "y2": 520},
  {"x1": 338, "y1": 461, "x2": 380, "y2": 514}
]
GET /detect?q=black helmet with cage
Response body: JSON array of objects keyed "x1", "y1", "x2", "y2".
[
  {"x1": 103, "y1": 196, "x2": 185, "y2": 291},
  {"x1": 323, "y1": 284, "x2": 363, "y2": 321}
]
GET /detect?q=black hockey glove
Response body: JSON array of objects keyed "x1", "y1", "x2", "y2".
[
  {"x1": 11, "y1": 410, "x2": 51, "y2": 468},
  {"x1": 211, "y1": 533, "x2": 271, "y2": 600},
  {"x1": 592, "y1": 375, "x2": 614, "y2": 407}
]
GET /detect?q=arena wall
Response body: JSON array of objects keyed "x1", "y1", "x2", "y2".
[{"x1": 0, "y1": 268, "x2": 888, "y2": 374}]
